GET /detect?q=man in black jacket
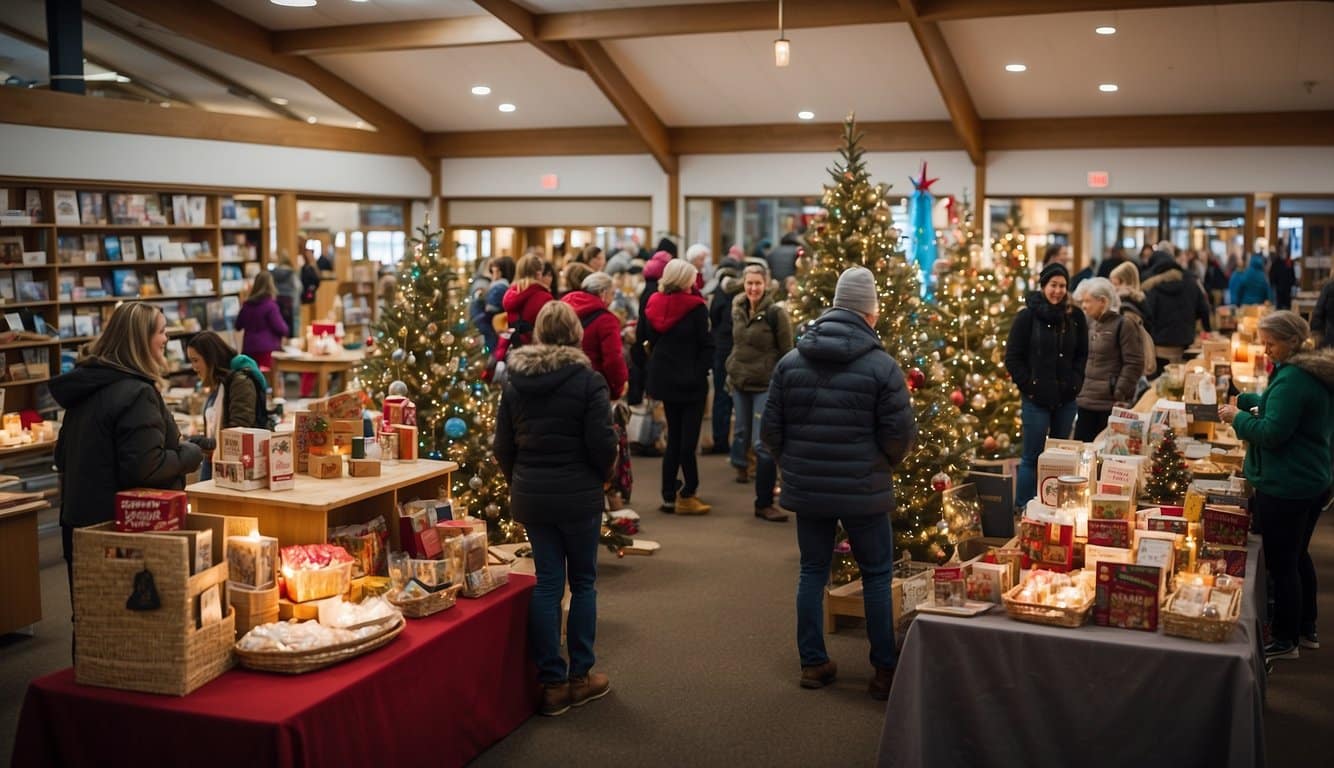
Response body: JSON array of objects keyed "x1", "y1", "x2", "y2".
[
  {"x1": 705, "y1": 251, "x2": 744, "y2": 454},
  {"x1": 1142, "y1": 250, "x2": 1212, "y2": 368},
  {"x1": 762, "y1": 266, "x2": 918, "y2": 701}
]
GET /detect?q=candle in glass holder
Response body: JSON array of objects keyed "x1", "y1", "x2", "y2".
[
  {"x1": 2, "y1": 413, "x2": 21, "y2": 438},
  {"x1": 227, "y1": 532, "x2": 277, "y2": 589}
]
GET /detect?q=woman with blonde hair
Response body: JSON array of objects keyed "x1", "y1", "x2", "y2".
[
  {"x1": 1219, "y1": 311, "x2": 1334, "y2": 659},
  {"x1": 234, "y1": 270, "x2": 289, "y2": 371},
  {"x1": 641, "y1": 259, "x2": 714, "y2": 514},
  {"x1": 495, "y1": 301, "x2": 617, "y2": 716},
  {"x1": 1074, "y1": 278, "x2": 1144, "y2": 440},
  {"x1": 51, "y1": 302, "x2": 203, "y2": 602}
]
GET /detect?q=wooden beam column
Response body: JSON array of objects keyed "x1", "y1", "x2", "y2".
[
  {"x1": 668, "y1": 170, "x2": 680, "y2": 240},
  {"x1": 470, "y1": 0, "x2": 581, "y2": 68},
  {"x1": 276, "y1": 193, "x2": 299, "y2": 264},
  {"x1": 897, "y1": 0, "x2": 985, "y2": 165},
  {"x1": 569, "y1": 40, "x2": 676, "y2": 174},
  {"x1": 1245, "y1": 194, "x2": 1257, "y2": 255}
]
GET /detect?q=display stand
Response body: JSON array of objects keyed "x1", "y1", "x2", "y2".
[
  {"x1": 0, "y1": 498, "x2": 47, "y2": 635},
  {"x1": 270, "y1": 348, "x2": 365, "y2": 397}
]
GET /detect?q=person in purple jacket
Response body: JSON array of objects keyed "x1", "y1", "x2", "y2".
[{"x1": 234, "y1": 271, "x2": 289, "y2": 370}]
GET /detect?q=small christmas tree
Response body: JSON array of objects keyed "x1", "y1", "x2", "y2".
[
  {"x1": 791, "y1": 116, "x2": 974, "y2": 562},
  {"x1": 1144, "y1": 428, "x2": 1191, "y2": 503}
]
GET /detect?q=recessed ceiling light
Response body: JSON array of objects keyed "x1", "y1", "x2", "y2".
[
  {"x1": 498, "y1": 103, "x2": 516, "y2": 113},
  {"x1": 797, "y1": 110, "x2": 815, "y2": 120},
  {"x1": 354, "y1": 120, "x2": 365, "y2": 129},
  {"x1": 471, "y1": 85, "x2": 491, "y2": 96},
  {"x1": 1095, "y1": 26, "x2": 1117, "y2": 35},
  {"x1": 270, "y1": 0, "x2": 317, "y2": 7},
  {"x1": 270, "y1": 96, "x2": 289, "y2": 106},
  {"x1": 114, "y1": 74, "x2": 131, "y2": 83},
  {"x1": 306, "y1": 115, "x2": 318, "y2": 124},
  {"x1": 159, "y1": 101, "x2": 171, "y2": 108},
  {"x1": 1005, "y1": 63, "x2": 1027, "y2": 73},
  {"x1": 1099, "y1": 83, "x2": 1119, "y2": 92}
]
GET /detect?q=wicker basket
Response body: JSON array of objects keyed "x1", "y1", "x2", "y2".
[
  {"x1": 460, "y1": 565, "x2": 510, "y2": 599},
  {"x1": 1162, "y1": 590, "x2": 1241, "y2": 642},
  {"x1": 1001, "y1": 584, "x2": 1094, "y2": 628},
  {"x1": 389, "y1": 584, "x2": 462, "y2": 618},
  {"x1": 234, "y1": 614, "x2": 406, "y2": 674},
  {"x1": 73, "y1": 523, "x2": 235, "y2": 696}
]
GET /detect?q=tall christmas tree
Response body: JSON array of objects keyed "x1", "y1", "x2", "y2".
[
  {"x1": 991, "y1": 202, "x2": 1030, "y2": 276},
  {"x1": 791, "y1": 117, "x2": 975, "y2": 562},
  {"x1": 358, "y1": 222, "x2": 516, "y2": 541},
  {"x1": 937, "y1": 195, "x2": 1023, "y2": 460}
]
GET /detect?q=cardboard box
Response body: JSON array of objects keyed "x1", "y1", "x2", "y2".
[
  {"x1": 348, "y1": 458, "x2": 381, "y2": 477},
  {"x1": 1036, "y1": 448, "x2": 1079, "y2": 506},
  {"x1": 309, "y1": 454, "x2": 343, "y2": 479},
  {"x1": 269, "y1": 432, "x2": 294, "y2": 491},
  {"x1": 293, "y1": 411, "x2": 312, "y2": 473},
  {"x1": 114, "y1": 489, "x2": 187, "y2": 532},
  {"x1": 226, "y1": 534, "x2": 278, "y2": 589},
  {"x1": 218, "y1": 427, "x2": 271, "y2": 477},
  {"x1": 330, "y1": 419, "x2": 362, "y2": 455},
  {"x1": 213, "y1": 460, "x2": 267, "y2": 491},
  {"x1": 395, "y1": 424, "x2": 418, "y2": 462}
]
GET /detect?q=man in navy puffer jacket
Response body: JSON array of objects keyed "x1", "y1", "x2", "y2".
[{"x1": 761, "y1": 266, "x2": 917, "y2": 701}]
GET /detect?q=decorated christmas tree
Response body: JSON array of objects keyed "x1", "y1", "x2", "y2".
[
  {"x1": 358, "y1": 221, "x2": 516, "y2": 541},
  {"x1": 991, "y1": 202, "x2": 1030, "y2": 276},
  {"x1": 1144, "y1": 428, "x2": 1191, "y2": 503},
  {"x1": 791, "y1": 117, "x2": 974, "y2": 562},
  {"x1": 937, "y1": 195, "x2": 1024, "y2": 460}
]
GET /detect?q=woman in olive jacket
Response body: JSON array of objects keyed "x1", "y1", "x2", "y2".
[
  {"x1": 1004, "y1": 263, "x2": 1088, "y2": 507},
  {"x1": 51, "y1": 302, "x2": 204, "y2": 596},
  {"x1": 494, "y1": 301, "x2": 617, "y2": 716},
  {"x1": 1074, "y1": 278, "x2": 1145, "y2": 441}
]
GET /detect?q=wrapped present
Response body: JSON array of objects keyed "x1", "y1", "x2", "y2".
[
  {"x1": 227, "y1": 533, "x2": 278, "y2": 589},
  {"x1": 328, "y1": 518, "x2": 388, "y2": 579},
  {"x1": 114, "y1": 489, "x2": 186, "y2": 532},
  {"x1": 309, "y1": 454, "x2": 342, "y2": 479},
  {"x1": 383, "y1": 395, "x2": 417, "y2": 430},
  {"x1": 280, "y1": 544, "x2": 354, "y2": 602},
  {"x1": 1094, "y1": 563, "x2": 1162, "y2": 632},
  {"x1": 219, "y1": 427, "x2": 271, "y2": 476}
]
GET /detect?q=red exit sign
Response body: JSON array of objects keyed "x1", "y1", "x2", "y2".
[
  {"x1": 540, "y1": 174, "x2": 559, "y2": 190},
  {"x1": 1087, "y1": 171, "x2": 1110, "y2": 188}
]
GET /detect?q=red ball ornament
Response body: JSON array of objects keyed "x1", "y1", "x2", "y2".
[
  {"x1": 908, "y1": 368, "x2": 925, "y2": 391},
  {"x1": 950, "y1": 389, "x2": 965, "y2": 407},
  {"x1": 983, "y1": 435, "x2": 998, "y2": 452},
  {"x1": 931, "y1": 472, "x2": 951, "y2": 492}
]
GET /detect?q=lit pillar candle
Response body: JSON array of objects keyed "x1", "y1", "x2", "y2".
[{"x1": 226, "y1": 532, "x2": 278, "y2": 589}]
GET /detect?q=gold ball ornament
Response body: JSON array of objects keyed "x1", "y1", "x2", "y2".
[
  {"x1": 997, "y1": 434, "x2": 1012, "y2": 450},
  {"x1": 971, "y1": 393, "x2": 987, "y2": 410}
]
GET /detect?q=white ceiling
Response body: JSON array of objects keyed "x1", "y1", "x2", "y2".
[
  {"x1": 208, "y1": 0, "x2": 482, "y2": 31},
  {"x1": 316, "y1": 42, "x2": 624, "y2": 130},
  {"x1": 945, "y1": 2, "x2": 1334, "y2": 118},
  {"x1": 606, "y1": 23, "x2": 949, "y2": 125}
]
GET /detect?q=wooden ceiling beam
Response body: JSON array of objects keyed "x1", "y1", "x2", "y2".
[
  {"x1": 671, "y1": 121, "x2": 964, "y2": 154},
  {"x1": 537, "y1": 0, "x2": 903, "y2": 42},
  {"x1": 0, "y1": 85, "x2": 415, "y2": 156},
  {"x1": 103, "y1": 0, "x2": 426, "y2": 154},
  {"x1": 84, "y1": 11, "x2": 303, "y2": 121},
  {"x1": 271, "y1": 16, "x2": 519, "y2": 56},
  {"x1": 984, "y1": 111, "x2": 1334, "y2": 150},
  {"x1": 470, "y1": 0, "x2": 581, "y2": 69},
  {"x1": 568, "y1": 40, "x2": 675, "y2": 174},
  {"x1": 896, "y1": 1, "x2": 985, "y2": 165},
  {"x1": 915, "y1": 0, "x2": 1298, "y2": 23},
  {"x1": 427, "y1": 126, "x2": 646, "y2": 158}
]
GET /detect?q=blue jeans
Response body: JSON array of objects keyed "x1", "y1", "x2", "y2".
[
  {"x1": 711, "y1": 359, "x2": 733, "y2": 449},
  {"x1": 1016, "y1": 397, "x2": 1078, "y2": 508},
  {"x1": 796, "y1": 514, "x2": 897, "y2": 670},
  {"x1": 525, "y1": 515, "x2": 600, "y2": 683},
  {"x1": 731, "y1": 389, "x2": 777, "y2": 507}
]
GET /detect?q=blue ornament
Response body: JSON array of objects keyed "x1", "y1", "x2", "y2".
[
  {"x1": 909, "y1": 162, "x2": 941, "y2": 299},
  {"x1": 458, "y1": 357, "x2": 467, "y2": 371},
  {"x1": 472, "y1": 383, "x2": 484, "y2": 395},
  {"x1": 445, "y1": 417, "x2": 468, "y2": 439},
  {"x1": 391, "y1": 349, "x2": 405, "y2": 362},
  {"x1": 428, "y1": 450, "x2": 443, "y2": 460}
]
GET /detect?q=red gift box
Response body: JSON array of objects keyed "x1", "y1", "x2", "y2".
[
  {"x1": 114, "y1": 489, "x2": 187, "y2": 532},
  {"x1": 1087, "y1": 519, "x2": 1133, "y2": 548},
  {"x1": 1200, "y1": 543, "x2": 1248, "y2": 577},
  {"x1": 1094, "y1": 562, "x2": 1162, "y2": 632},
  {"x1": 399, "y1": 507, "x2": 441, "y2": 559},
  {"x1": 1019, "y1": 518, "x2": 1075, "y2": 573},
  {"x1": 1202, "y1": 506, "x2": 1249, "y2": 548}
]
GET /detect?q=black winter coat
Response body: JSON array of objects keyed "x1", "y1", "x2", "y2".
[
  {"x1": 642, "y1": 298, "x2": 714, "y2": 403},
  {"x1": 761, "y1": 309, "x2": 917, "y2": 518},
  {"x1": 766, "y1": 233, "x2": 802, "y2": 282},
  {"x1": 1312, "y1": 281, "x2": 1334, "y2": 348},
  {"x1": 494, "y1": 345, "x2": 616, "y2": 526},
  {"x1": 1005, "y1": 293, "x2": 1089, "y2": 409},
  {"x1": 51, "y1": 359, "x2": 203, "y2": 528},
  {"x1": 1142, "y1": 254, "x2": 1212, "y2": 348},
  {"x1": 709, "y1": 260, "x2": 743, "y2": 366}
]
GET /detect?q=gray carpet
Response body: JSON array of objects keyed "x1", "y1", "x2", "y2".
[{"x1": 4, "y1": 452, "x2": 1333, "y2": 767}]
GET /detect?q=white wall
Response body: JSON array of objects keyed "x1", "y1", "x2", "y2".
[
  {"x1": 680, "y1": 151, "x2": 976, "y2": 200},
  {"x1": 987, "y1": 147, "x2": 1334, "y2": 196},
  {"x1": 440, "y1": 155, "x2": 668, "y2": 233},
  {"x1": 0, "y1": 124, "x2": 431, "y2": 197}
]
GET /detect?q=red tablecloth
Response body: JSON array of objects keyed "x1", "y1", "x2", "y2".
[{"x1": 12, "y1": 574, "x2": 538, "y2": 768}]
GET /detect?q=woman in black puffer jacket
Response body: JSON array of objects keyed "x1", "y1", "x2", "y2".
[
  {"x1": 494, "y1": 301, "x2": 617, "y2": 717},
  {"x1": 1004, "y1": 263, "x2": 1088, "y2": 508}
]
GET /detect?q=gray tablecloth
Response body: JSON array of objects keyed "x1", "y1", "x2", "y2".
[{"x1": 877, "y1": 536, "x2": 1266, "y2": 768}]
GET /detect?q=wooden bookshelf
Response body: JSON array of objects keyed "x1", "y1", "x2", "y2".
[{"x1": 1, "y1": 180, "x2": 269, "y2": 395}]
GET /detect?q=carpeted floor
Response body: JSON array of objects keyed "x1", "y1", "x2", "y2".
[{"x1": 3, "y1": 451, "x2": 1332, "y2": 767}]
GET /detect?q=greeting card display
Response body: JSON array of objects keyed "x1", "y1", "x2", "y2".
[
  {"x1": 1090, "y1": 494, "x2": 1133, "y2": 521},
  {"x1": 1019, "y1": 516, "x2": 1075, "y2": 572},
  {"x1": 1094, "y1": 563, "x2": 1162, "y2": 632},
  {"x1": 966, "y1": 562, "x2": 1011, "y2": 604},
  {"x1": 1202, "y1": 506, "x2": 1249, "y2": 548},
  {"x1": 1087, "y1": 518, "x2": 1133, "y2": 548},
  {"x1": 1105, "y1": 408, "x2": 1146, "y2": 455}
]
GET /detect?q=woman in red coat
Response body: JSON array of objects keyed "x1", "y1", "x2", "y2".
[
  {"x1": 561, "y1": 272, "x2": 628, "y2": 399},
  {"x1": 493, "y1": 254, "x2": 554, "y2": 365}
]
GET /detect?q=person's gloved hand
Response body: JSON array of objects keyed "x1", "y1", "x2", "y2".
[
  {"x1": 187, "y1": 434, "x2": 216, "y2": 452},
  {"x1": 178, "y1": 439, "x2": 204, "y2": 472}
]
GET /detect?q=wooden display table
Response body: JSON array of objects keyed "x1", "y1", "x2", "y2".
[
  {"x1": 186, "y1": 459, "x2": 456, "y2": 550},
  {"x1": 0, "y1": 497, "x2": 48, "y2": 635},
  {"x1": 271, "y1": 348, "x2": 365, "y2": 397}
]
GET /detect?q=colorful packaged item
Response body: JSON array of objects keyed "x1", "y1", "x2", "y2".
[{"x1": 114, "y1": 489, "x2": 186, "y2": 532}]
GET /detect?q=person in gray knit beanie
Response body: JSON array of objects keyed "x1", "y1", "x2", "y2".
[{"x1": 833, "y1": 267, "x2": 879, "y2": 316}]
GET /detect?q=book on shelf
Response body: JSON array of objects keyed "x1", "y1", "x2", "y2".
[
  {"x1": 57, "y1": 274, "x2": 75, "y2": 299},
  {"x1": 187, "y1": 196, "x2": 207, "y2": 226},
  {"x1": 243, "y1": 262, "x2": 261, "y2": 278},
  {"x1": 170, "y1": 195, "x2": 187, "y2": 226},
  {"x1": 0, "y1": 237, "x2": 23, "y2": 265},
  {"x1": 160, "y1": 242, "x2": 185, "y2": 261},
  {"x1": 144, "y1": 194, "x2": 167, "y2": 226},
  {"x1": 81, "y1": 275, "x2": 109, "y2": 299},
  {"x1": 54, "y1": 190, "x2": 80, "y2": 225},
  {"x1": 15, "y1": 271, "x2": 48, "y2": 301},
  {"x1": 0, "y1": 275, "x2": 13, "y2": 301},
  {"x1": 220, "y1": 244, "x2": 239, "y2": 261},
  {"x1": 165, "y1": 339, "x2": 185, "y2": 368},
  {"x1": 3, "y1": 311, "x2": 24, "y2": 332},
  {"x1": 181, "y1": 242, "x2": 204, "y2": 260},
  {"x1": 56, "y1": 236, "x2": 81, "y2": 264},
  {"x1": 141, "y1": 235, "x2": 168, "y2": 261},
  {"x1": 81, "y1": 235, "x2": 100, "y2": 262},
  {"x1": 73, "y1": 313, "x2": 95, "y2": 338},
  {"x1": 102, "y1": 235, "x2": 121, "y2": 262},
  {"x1": 193, "y1": 278, "x2": 215, "y2": 296},
  {"x1": 139, "y1": 272, "x2": 160, "y2": 296},
  {"x1": 60, "y1": 348, "x2": 76, "y2": 374},
  {"x1": 58, "y1": 309, "x2": 73, "y2": 338},
  {"x1": 112, "y1": 269, "x2": 141, "y2": 298},
  {"x1": 109, "y1": 193, "x2": 131, "y2": 225},
  {"x1": 220, "y1": 196, "x2": 237, "y2": 225},
  {"x1": 24, "y1": 190, "x2": 42, "y2": 221},
  {"x1": 222, "y1": 295, "x2": 240, "y2": 327},
  {"x1": 78, "y1": 192, "x2": 105, "y2": 225},
  {"x1": 22, "y1": 250, "x2": 46, "y2": 266},
  {"x1": 207, "y1": 299, "x2": 225, "y2": 331},
  {"x1": 119, "y1": 236, "x2": 139, "y2": 262}
]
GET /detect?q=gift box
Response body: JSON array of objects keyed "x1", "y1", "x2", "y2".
[
  {"x1": 269, "y1": 432, "x2": 295, "y2": 491},
  {"x1": 227, "y1": 533, "x2": 278, "y2": 589},
  {"x1": 293, "y1": 411, "x2": 312, "y2": 473},
  {"x1": 218, "y1": 427, "x2": 271, "y2": 477},
  {"x1": 213, "y1": 460, "x2": 267, "y2": 491},
  {"x1": 280, "y1": 544, "x2": 354, "y2": 603},
  {"x1": 1036, "y1": 448, "x2": 1079, "y2": 506},
  {"x1": 1094, "y1": 562, "x2": 1162, "y2": 632},
  {"x1": 395, "y1": 424, "x2": 418, "y2": 462},
  {"x1": 114, "y1": 489, "x2": 187, "y2": 532},
  {"x1": 1090, "y1": 494, "x2": 1133, "y2": 521},
  {"x1": 1202, "y1": 506, "x2": 1249, "y2": 548},
  {"x1": 1200, "y1": 543, "x2": 1248, "y2": 577},
  {"x1": 348, "y1": 458, "x2": 381, "y2": 477},
  {"x1": 383, "y1": 395, "x2": 417, "y2": 430},
  {"x1": 310, "y1": 391, "x2": 363, "y2": 420},
  {"x1": 400, "y1": 507, "x2": 443, "y2": 559},
  {"x1": 1087, "y1": 518, "x2": 1133, "y2": 548},
  {"x1": 309, "y1": 454, "x2": 343, "y2": 479},
  {"x1": 330, "y1": 419, "x2": 362, "y2": 455},
  {"x1": 1019, "y1": 516, "x2": 1075, "y2": 572}
]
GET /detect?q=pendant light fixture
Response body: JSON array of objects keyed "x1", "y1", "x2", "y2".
[{"x1": 774, "y1": 0, "x2": 790, "y2": 67}]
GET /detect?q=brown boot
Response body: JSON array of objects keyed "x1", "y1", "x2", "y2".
[
  {"x1": 540, "y1": 681, "x2": 571, "y2": 716},
  {"x1": 674, "y1": 495, "x2": 712, "y2": 515},
  {"x1": 754, "y1": 505, "x2": 789, "y2": 522},
  {"x1": 570, "y1": 671, "x2": 611, "y2": 707},
  {"x1": 734, "y1": 466, "x2": 751, "y2": 483},
  {"x1": 868, "y1": 665, "x2": 895, "y2": 701},
  {"x1": 800, "y1": 660, "x2": 837, "y2": 689}
]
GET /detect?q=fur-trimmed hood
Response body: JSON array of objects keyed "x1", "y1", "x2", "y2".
[
  {"x1": 1288, "y1": 348, "x2": 1334, "y2": 390},
  {"x1": 1141, "y1": 266, "x2": 1185, "y2": 295},
  {"x1": 507, "y1": 343, "x2": 590, "y2": 377}
]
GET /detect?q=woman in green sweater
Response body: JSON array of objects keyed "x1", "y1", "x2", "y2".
[{"x1": 1219, "y1": 311, "x2": 1334, "y2": 660}]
